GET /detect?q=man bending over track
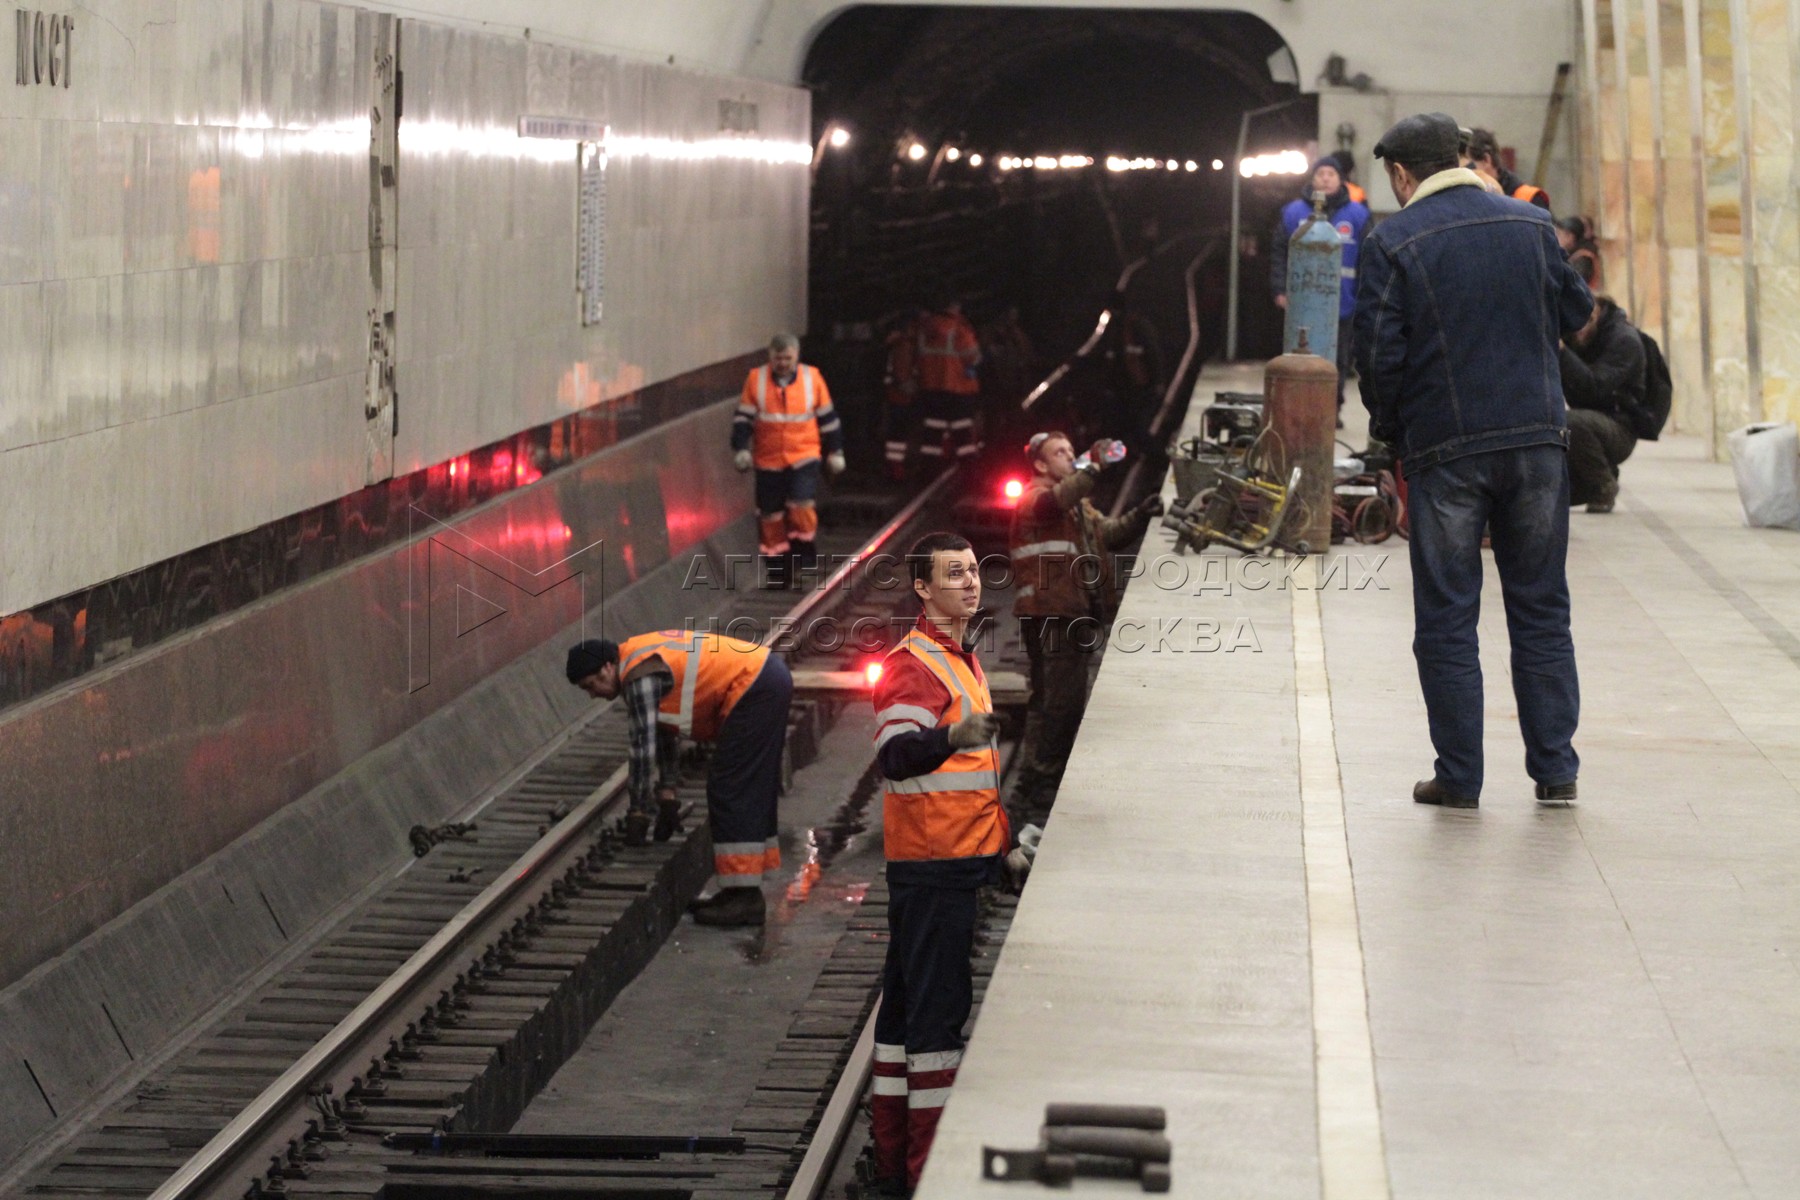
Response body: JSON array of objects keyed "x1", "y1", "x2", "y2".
[{"x1": 566, "y1": 632, "x2": 792, "y2": 928}]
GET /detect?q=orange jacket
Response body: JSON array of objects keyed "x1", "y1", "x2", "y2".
[
  {"x1": 884, "y1": 325, "x2": 920, "y2": 407},
  {"x1": 915, "y1": 311, "x2": 982, "y2": 395},
  {"x1": 1512, "y1": 183, "x2": 1551, "y2": 211},
  {"x1": 873, "y1": 623, "x2": 1006, "y2": 864},
  {"x1": 733, "y1": 364, "x2": 843, "y2": 470},
  {"x1": 1347, "y1": 181, "x2": 1367, "y2": 204},
  {"x1": 1010, "y1": 469, "x2": 1147, "y2": 619},
  {"x1": 618, "y1": 631, "x2": 769, "y2": 742}
]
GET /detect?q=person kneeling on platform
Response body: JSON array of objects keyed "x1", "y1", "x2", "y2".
[
  {"x1": 566, "y1": 632, "x2": 792, "y2": 928},
  {"x1": 1009, "y1": 432, "x2": 1162, "y2": 813},
  {"x1": 1558, "y1": 297, "x2": 1643, "y2": 514},
  {"x1": 868, "y1": 532, "x2": 1014, "y2": 1194},
  {"x1": 733, "y1": 333, "x2": 846, "y2": 589}
]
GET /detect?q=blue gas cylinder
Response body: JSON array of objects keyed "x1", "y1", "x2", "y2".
[{"x1": 1282, "y1": 197, "x2": 1345, "y2": 365}]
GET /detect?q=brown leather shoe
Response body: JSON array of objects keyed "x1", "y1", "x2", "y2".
[{"x1": 1413, "y1": 778, "x2": 1478, "y2": 809}]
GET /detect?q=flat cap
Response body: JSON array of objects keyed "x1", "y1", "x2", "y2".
[{"x1": 1373, "y1": 113, "x2": 1461, "y2": 165}]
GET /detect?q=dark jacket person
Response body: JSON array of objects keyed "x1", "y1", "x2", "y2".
[
  {"x1": 1558, "y1": 297, "x2": 1643, "y2": 513},
  {"x1": 1352, "y1": 112, "x2": 1594, "y2": 812}
]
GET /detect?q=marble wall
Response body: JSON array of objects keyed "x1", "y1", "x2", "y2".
[
  {"x1": 0, "y1": 0, "x2": 809, "y2": 619},
  {"x1": 1581, "y1": 0, "x2": 1800, "y2": 452}
]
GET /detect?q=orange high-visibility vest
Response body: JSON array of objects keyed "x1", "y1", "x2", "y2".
[
  {"x1": 1346, "y1": 181, "x2": 1367, "y2": 204},
  {"x1": 915, "y1": 312, "x2": 981, "y2": 395},
  {"x1": 737, "y1": 365, "x2": 832, "y2": 470},
  {"x1": 877, "y1": 629, "x2": 1006, "y2": 862},
  {"x1": 1512, "y1": 183, "x2": 1549, "y2": 209},
  {"x1": 618, "y1": 631, "x2": 770, "y2": 743}
]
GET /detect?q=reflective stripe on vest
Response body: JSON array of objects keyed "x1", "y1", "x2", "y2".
[
  {"x1": 754, "y1": 365, "x2": 817, "y2": 422},
  {"x1": 1012, "y1": 538, "x2": 1081, "y2": 560},
  {"x1": 618, "y1": 631, "x2": 767, "y2": 740},
  {"x1": 918, "y1": 327, "x2": 961, "y2": 358},
  {"x1": 620, "y1": 630, "x2": 708, "y2": 735},
  {"x1": 879, "y1": 629, "x2": 1003, "y2": 862},
  {"x1": 888, "y1": 768, "x2": 1002, "y2": 794},
  {"x1": 906, "y1": 636, "x2": 978, "y2": 723}
]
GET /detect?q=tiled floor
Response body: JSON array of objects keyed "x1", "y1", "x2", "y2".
[{"x1": 919, "y1": 365, "x2": 1800, "y2": 1199}]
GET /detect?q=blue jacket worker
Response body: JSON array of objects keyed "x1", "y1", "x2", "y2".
[
  {"x1": 1352, "y1": 112, "x2": 1594, "y2": 812},
  {"x1": 1271, "y1": 157, "x2": 1370, "y2": 413}
]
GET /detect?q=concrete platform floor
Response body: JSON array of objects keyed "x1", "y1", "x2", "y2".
[{"x1": 920, "y1": 365, "x2": 1800, "y2": 1200}]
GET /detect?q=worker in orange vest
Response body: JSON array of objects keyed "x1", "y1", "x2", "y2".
[
  {"x1": 1465, "y1": 127, "x2": 1553, "y2": 212},
  {"x1": 734, "y1": 333, "x2": 846, "y2": 588},
  {"x1": 915, "y1": 300, "x2": 983, "y2": 464},
  {"x1": 566, "y1": 631, "x2": 793, "y2": 928},
  {"x1": 1327, "y1": 150, "x2": 1368, "y2": 205},
  {"x1": 882, "y1": 310, "x2": 923, "y2": 481},
  {"x1": 868, "y1": 530, "x2": 1021, "y2": 1193},
  {"x1": 1009, "y1": 433, "x2": 1161, "y2": 814}
]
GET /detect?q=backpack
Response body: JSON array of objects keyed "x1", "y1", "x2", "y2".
[{"x1": 1628, "y1": 330, "x2": 1672, "y2": 441}]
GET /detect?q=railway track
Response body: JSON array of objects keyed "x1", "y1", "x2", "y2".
[{"x1": 16, "y1": 468, "x2": 1034, "y2": 1200}]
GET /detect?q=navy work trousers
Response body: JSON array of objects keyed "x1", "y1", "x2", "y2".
[
  {"x1": 872, "y1": 880, "x2": 978, "y2": 1189},
  {"x1": 1407, "y1": 444, "x2": 1581, "y2": 798},
  {"x1": 707, "y1": 655, "x2": 791, "y2": 888}
]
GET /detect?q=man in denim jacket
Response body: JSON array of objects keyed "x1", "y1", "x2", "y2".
[{"x1": 1352, "y1": 112, "x2": 1595, "y2": 811}]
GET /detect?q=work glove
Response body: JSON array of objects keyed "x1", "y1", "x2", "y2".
[
  {"x1": 946, "y1": 710, "x2": 1000, "y2": 750},
  {"x1": 733, "y1": 449, "x2": 753, "y2": 473},
  {"x1": 1136, "y1": 494, "x2": 1166, "y2": 519},
  {"x1": 826, "y1": 451, "x2": 847, "y2": 476},
  {"x1": 1002, "y1": 823, "x2": 1044, "y2": 894}
]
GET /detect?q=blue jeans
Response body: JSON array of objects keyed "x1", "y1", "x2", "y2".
[{"x1": 1407, "y1": 444, "x2": 1580, "y2": 797}]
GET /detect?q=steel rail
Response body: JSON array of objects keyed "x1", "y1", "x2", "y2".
[
  {"x1": 150, "y1": 469, "x2": 959, "y2": 1200},
  {"x1": 783, "y1": 1003, "x2": 878, "y2": 1200},
  {"x1": 777, "y1": 466, "x2": 960, "y2": 638},
  {"x1": 148, "y1": 760, "x2": 631, "y2": 1200}
]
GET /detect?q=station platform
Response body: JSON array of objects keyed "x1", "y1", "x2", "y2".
[{"x1": 920, "y1": 364, "x2": 1800, "y2": 1199}]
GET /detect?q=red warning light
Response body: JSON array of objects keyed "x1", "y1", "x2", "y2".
[
  {"x1": 863, "y1": 661, "x2": 883, "y2": 687},
  {"x1": 1003, "y1": 478, "x2": 1025, "y2": 503}
]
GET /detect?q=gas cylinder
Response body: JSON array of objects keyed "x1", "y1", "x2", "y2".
[
  {"x1": 1263, "y1": 332, "x2": 1337, "y2": 554},
  {"x1": 1283, "y1": 193, "x2": 1344, "y2": 364}
]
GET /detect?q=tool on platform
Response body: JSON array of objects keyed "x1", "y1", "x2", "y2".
[
  {"x1": 982, "y1": 1103, "x2": 1172, "y2": 1191},
  {"x1": 1162, "y1": 426, "x2": 1304, "y2": 555}
]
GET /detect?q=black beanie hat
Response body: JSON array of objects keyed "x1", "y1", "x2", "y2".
[{"x1": 566, "y1": 639, "x2": 618, "y2": 684}]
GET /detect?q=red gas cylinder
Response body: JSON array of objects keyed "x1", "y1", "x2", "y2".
[{"x1": 1262, "y1": 333, "x2": 1338, "y2": 554}]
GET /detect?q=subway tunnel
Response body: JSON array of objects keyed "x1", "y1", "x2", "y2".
[
  {"x1": 1, "y1": 2, "x2": 1799, "y2": 1198},
  {"x1": 802, "y1": 6, "x2": 1314, "y2": 466}
]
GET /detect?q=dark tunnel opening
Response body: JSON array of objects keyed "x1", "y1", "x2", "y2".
[{"x1": 802, "y1": 5, "x2": 1319, "y2": 474}]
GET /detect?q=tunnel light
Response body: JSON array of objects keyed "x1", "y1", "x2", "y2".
[
  {"x1": 1185, "y1": 160, "x2": 1198, "y2": 172},
  {"x1": 1167, "y1": 160, "x2": 1180, "y2": 171},
  {"x1": 968, "y1": 152, "x2": 983, "y2": 167},
  {"x1": 945, "y1": 146, "x2": 961, "y2": 161},
  {"x1": 1003, "y1": 478, "x2": 1025, "y2": 504},
  {"x1": 906, "y1": 142, "x2": 927, "y2": 161},
  {"x1": 828, "y1": 126, "x2": 851, "y2": 149},
  {"x1": 864, "y1": 661, "x2": 884, "y2": 687},
  {"x1": 1239, "y1": 149, "x2": 1310, "y2": 178},
  {"x1": 1212, "y1": 158, "x2": 1225, "y2": 170}
]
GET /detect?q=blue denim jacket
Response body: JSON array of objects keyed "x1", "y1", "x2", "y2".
[{"x1": 1352, "y1": 170, "x2": 1594, "y2": 472}]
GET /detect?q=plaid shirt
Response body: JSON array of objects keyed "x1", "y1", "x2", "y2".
[{"x1": 623, "y1": 667, "x2": 681, "y2": 811}]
